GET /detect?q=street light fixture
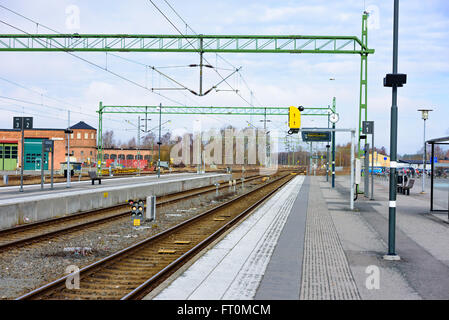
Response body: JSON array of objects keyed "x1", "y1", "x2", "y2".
[{"x1": 418, "y1": 108, "x2": 433, "y2": 193}]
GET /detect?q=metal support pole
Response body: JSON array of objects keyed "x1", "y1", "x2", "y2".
[
  {"x1": 97, "y1": 101, "x2": 104, "y2": 175},
  {"x1": 371, "y1": 131, "x2": 375, "y2": 200},
  {"x1": 326, "y1": 145, "x2": 330, "y2": 182},
  {"x1": 20, "y1": 118, "x2": 24, "y2": 192},
  {"x1": 157, "y1": 103, "x2": 162, "y2": 178},
  {"x1": 327, "y1": 112, "x2": 330, "y2": 182},
  {"x1": 51, "y1": 148, "x2": 54, "y2": 189},
  {"x1": 199, "y1": 38, "x2": 204, "y2": 96},
  {"x1": 386, "y1": 0, "x2": 401, "y2": 260},
  {"x1": 364, "y1": 143, "x2": 370, "y2": 197},
  {"x1": 41, "y1": 141, "x2": 44, "y2": 190},
  {"x1": 332, "y1": 123, "x2": 336, "y2": 188},
  {"x1": 422, "y1": 119, "x2": 426, "y2": 193},
  {"x1": 350, "y1": 130, "x2": 355, "y2": 210},
  {"x1": 67, "y1": 110, "x2": 71, "y2": 188},
  {"x1": 431, "y1": 143, "x2": 434, "y2": 211},
  {"x1": 309, "y1": 143, "x2": 312, "y2": 175}
]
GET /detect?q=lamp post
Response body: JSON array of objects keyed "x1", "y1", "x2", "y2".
[
  {"x1": 157, "y1": 103, "x2": 162, "y2": 178},
  {"x1": 383, "y1": 0, "x2": 407, "y2": 260},
  {"x1": 418, "y1": 109, "x2": 432, "y2": 193}
]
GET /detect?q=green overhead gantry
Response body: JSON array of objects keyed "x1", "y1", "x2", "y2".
[
  {"x1": 96, "y1": 102, "x2": 336, "y2": 162},
  {"x1": 0, "y1": 33, "x2": 372, "y2": 55},
  {"x1": 0, "y1": 13, "x2": 373, "y2": 157}
]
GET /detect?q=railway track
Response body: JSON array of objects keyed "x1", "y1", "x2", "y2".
[
  {"x1": 16, "y1": 173, "x2": 295, "y2": 300},
  {"x1": 0, "y1": 175, "x2": 264, "y2": 252}
]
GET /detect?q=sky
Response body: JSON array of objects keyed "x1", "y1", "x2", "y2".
[{"x1": 0, "y1": 0, "x2": 448, "y2": 155}]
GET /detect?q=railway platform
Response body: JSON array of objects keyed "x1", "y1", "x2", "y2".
[
  {"x1": 147, "y1": 175, "x2": 449, "y2": 300},
  {"x1": 0, "y1": 173, "x2": 230, "y2": 230}
]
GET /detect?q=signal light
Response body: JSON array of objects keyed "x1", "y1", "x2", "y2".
[{"x1": 288, "y1": 106, "x2": 302, "y2": 135}]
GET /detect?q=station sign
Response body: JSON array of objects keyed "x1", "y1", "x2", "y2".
[
  {"x1": 362, "y1": 121, "x2": 374, "y2": 134},
  {"x1": 301, "y1": 131, "x2": 331, "y2": 142},
  {"x1": 43, "y1": 139, "x2": 54, "y2": 152},
  {"x1": 13, "y1": 116, "x2": 33, "y2": 130}
]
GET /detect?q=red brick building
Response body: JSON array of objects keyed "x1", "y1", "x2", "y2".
[
  {"x1": 68, "y1": 121, "x2": 97, "y2": 165},
  {"x1": 0, "y1": 120, "x2": 157, "y2": 171}
]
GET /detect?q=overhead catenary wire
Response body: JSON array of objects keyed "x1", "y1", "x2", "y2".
[
  {"x1": 0, "y1": 4, "x2": 238, "y2": 130},
  {"x1": 159, "y1": 0, "x2": 262, "y2": 106},
  {"x1": 0, "y1": 16, "x2": 185, "y2": 107},
  {"x1": 147, "y1": 0, "x2": 252, "y2": 103},
  {"x1": 0, "y1": 79, "x2": 124, "y2": 125}
]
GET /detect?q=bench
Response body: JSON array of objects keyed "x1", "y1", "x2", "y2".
[
  {"x1": 88, "y1": 171, "x2": 102, "y2": 185},
  {"x1": 402, "y1": 179, "x2": 414, "y2": 195}
]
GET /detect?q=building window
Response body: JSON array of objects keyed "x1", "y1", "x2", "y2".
[
  {"x1": 110, "y1": 154, "x2": 117, "y2": 160},
  {"x1": 77, "y1": 133, "x2": 81, "y2": 139},
  {"x1": 84, "y1": 133, "x2": 88, "y2": 139},
  {"x1": 81, "y1": 151, "x2": 84, "y2": 156},
  {"x1": 90, "y1": 151, "x2": 93, "y2": 155},
  {"x1": 91, "y1": 133, "x2": 94, "y2": 139},
  {"x1": 104, "y1": 154, "x2": 109, "y2": 160},
  {"x1": 127, "y1": 154, "x2": 134, "y2": 160},
  {"x1": 118, "y1": 154, "x2": 125, "y2": 160},
  {"x1": 136, "y1": 155, "x2": 143, "y2": 160},
  {"x1": 70, "y1": 133, "x2": 74, "y2": 139},
  {"x1": 11, "y1": 146, "x2": 17, "y2": 159}
]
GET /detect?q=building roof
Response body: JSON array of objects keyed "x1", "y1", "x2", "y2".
[
  {"x1": 399, "y1": 160, "x2": 431, "y2": 165},
  {"x1": 70, "y1": 121, "x2": 96, "y2": 130},
  {"x1": 427, "y1": 136, "x2": 449, "y2": 144}
]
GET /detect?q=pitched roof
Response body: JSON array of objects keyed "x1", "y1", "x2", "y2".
[{"x1": 70, "y1": 121, "x2": 96, "y2": 130}]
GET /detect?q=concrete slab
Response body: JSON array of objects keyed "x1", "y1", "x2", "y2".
[{"x1": 255, "y1": 176, "x2": 310, "y2": 300}]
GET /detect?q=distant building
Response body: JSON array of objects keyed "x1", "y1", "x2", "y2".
[
  {"x1": 363, "y1": 152, "x2": 390, "y2": 167},
  {"x1": 0, "y1": 119, "x2": 157, "y2": 171},
  {"x1": 68, "y1": 121, "x2": 97, "y2": 165}
]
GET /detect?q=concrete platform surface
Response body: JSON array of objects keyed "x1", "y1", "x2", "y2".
[
  {"x1": 0, "y1": 173, "x2": 230, "y2": 230},
  {"x1": 0, "y1": 172, "x2": 193, "y2": 201},
  {"x1": 146, "y1": 174, "x2": 449, "y2": 300}
]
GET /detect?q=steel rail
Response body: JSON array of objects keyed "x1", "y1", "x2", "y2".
[
  {"x1": 15, "y1": 173, "x2": 294, "y2": 300},
  {"x1": 0, "y1": 175, "x2": 262, "y2": 252}
]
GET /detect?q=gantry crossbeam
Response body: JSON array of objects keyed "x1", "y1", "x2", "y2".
[
  {"x1": 0, "y1": 34, "x2": 374, "y2": 55},
  {"x1": 98, "y1": 105, "x2": 332, "y2": 116}
]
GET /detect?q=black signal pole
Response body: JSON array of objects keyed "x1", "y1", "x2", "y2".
[{"x1": 384, "y1": 0, "x2": 406, "y2": 260}]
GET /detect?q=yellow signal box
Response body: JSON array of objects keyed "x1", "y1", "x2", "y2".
[{"x1": 288, "y1": 106, "x2": 302, "y2": 134}]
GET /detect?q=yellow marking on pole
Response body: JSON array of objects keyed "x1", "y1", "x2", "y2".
[
  {"x1": 133, "y1": 219, "x2": 141, "y2": 226},
  {"x1": 158, "y1": 249, "x2": 176, "y2": 254},
  {"x1": 103, "y1": 192, "x2": 108, "y2": 198},
  {"x1": 214, "y1": 218, "x2": 225, "y2": 221}
]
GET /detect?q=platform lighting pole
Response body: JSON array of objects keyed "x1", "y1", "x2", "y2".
[
  {"x1": 19, "y1": 117, "x2": 24, "y2": 192},
  {"x1": 385, "y1": 0, "x2": 406, "y2": 260},
  {"x1": 332, "y1": 122, "x2": 336, "y2": 188},
  {"x1": 371, "y1": 127, "x2": 375, "y2": 200},
  {"x1": 330, "y1": 79, "x2": 336, "y2": 188},
  {"x1": 326, "y1": 110, "x2": 330, "y2": 182},
  {"x1": 157, "y1": 104, "x2": 162, "y2": 178},
  {"x1": 67, "y1": 110, "x2": 71, "y2": 188},
  {"x1": 418, "y1": 109, "x2": 432, "y2": 193}
]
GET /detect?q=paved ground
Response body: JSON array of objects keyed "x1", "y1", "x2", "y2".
[
  {"x1": 148, "y1": 172, "x2": 449, "y2": 300},
  {"x1": 329, "y1": 175, "x2": 449, "y2": 299}
]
